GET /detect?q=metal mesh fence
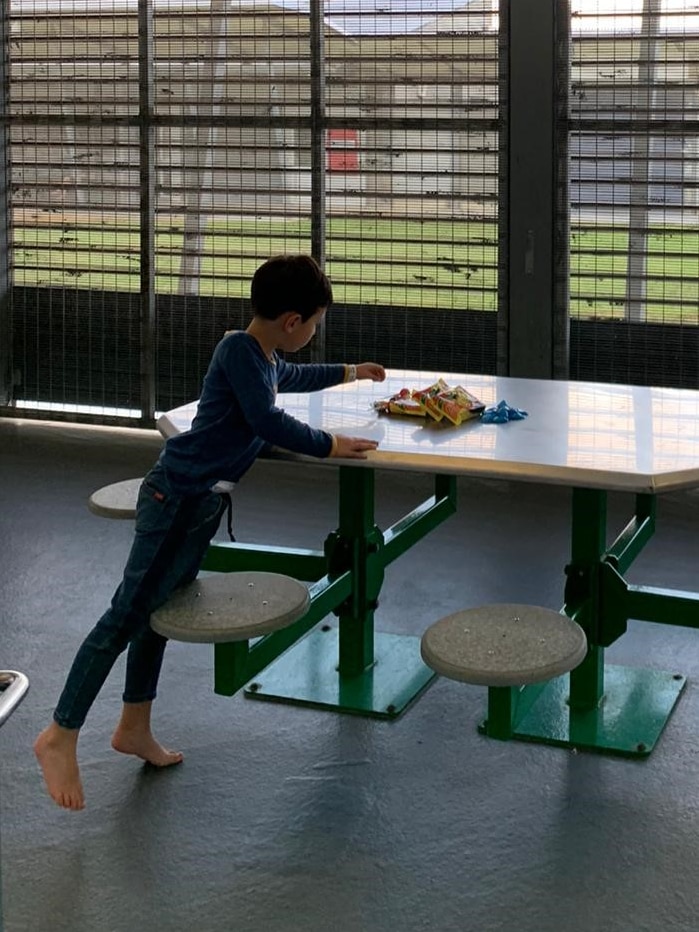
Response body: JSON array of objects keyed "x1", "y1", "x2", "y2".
[
  {"x1": 6, "y1": 0, "x2": 500, "y2": 420},
  {"x1": 5, "y1": 0, "x2": 699, "y2": 422},
  {"x1": 568, "y1": 0, "x2": 699, "y2": 386}
]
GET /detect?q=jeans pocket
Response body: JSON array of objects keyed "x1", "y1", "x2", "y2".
[
  {"x1": 136, "y1": 480, "x2": 180, "y2": 534},
  {"x1": 187, "y1": 493, "x2": 226, "y2": 536},
  {"x1": 139, "y1": 480, "x2": 164, "y2": 503}
]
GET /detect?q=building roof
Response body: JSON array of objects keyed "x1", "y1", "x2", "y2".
[
  {"x1": 266, "y1": 1, "x2": 488, "y2": 36},
  {"x1": 12, "y1": 0, "x2": 489, "y2": 36}
]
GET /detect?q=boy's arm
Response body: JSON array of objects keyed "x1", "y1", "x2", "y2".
[
  {"x1": 244, "y1": 394, "x2": 378, "y2": 460},
  {"x1": 222, "y1": 341, "x2": 333, "y2": 457},
  {"x1": 222, "y1": 341, "x2": 383, "y2": 460},
  {"x1": 277, "y1": 359, "x2": 386, "y2": 392},
  {"x1": 276, "y1": 358, "x2": 346, "y2": 394}
]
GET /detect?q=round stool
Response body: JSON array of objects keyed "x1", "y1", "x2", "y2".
[
  {"x1": 151, "y1": 571, "x2": 311, "y2": 643},
  {"x1": 88, "y1": 478, "x2": 143, "y2": 519},
  {"x1": 420, "y1": 603, "x2": 587, "y2": 687}
]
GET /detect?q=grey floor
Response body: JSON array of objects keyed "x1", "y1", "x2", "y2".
[{"x1": 2, "y1": 418, "x2": 699, "y2": 932}]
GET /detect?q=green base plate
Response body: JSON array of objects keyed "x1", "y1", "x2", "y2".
[
  {"x1": 243, "y1": 626, "x2": 436, "y2": 719},
  {"x1": 482, "y1": 664, "x2": 686, "y2": 757}
]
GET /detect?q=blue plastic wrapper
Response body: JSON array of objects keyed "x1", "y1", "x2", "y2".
[{"x1": 481, "y1": 399, "x2": 528, "y2": 424}]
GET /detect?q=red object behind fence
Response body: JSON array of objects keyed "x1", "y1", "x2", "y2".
[{"x1": 327, "y1": 129, "x2": 359, "y2": 171}]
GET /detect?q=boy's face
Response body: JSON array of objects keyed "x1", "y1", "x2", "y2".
[{"x1": 282, "y1": 306, "x2": 327, "y2": 353}]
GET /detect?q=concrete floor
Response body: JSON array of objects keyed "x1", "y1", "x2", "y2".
[{"x1": 2, "y1": 418, "x2": 699, "y2": 932}]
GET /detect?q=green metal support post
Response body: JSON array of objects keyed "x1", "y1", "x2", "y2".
[
  {"x1": 566, "y1": 488, "x2": 607, "y2": 712},
  {"x1": 335, "y1": 466, "x2": 382, "y2": 677}
]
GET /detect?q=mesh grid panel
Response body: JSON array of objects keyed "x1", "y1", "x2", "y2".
[
  {"x1": 7, "y1": 0, "x2": 499, "y2": 419},
  {"x1": 9, "y1": 1, "x2": 699, "y2": 420},
  {"x1": 568, "y1": 0, "x2": 699, "y2": 387}
]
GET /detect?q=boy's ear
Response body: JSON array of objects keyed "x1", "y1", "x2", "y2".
[{"x1": 282, "y1": 312, "x2": 303, "y2": 333}]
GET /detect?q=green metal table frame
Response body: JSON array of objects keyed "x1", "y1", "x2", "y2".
[
  {"x1": 201, "y1": 467, "x2": 457, "y2": 719},
  {"x1": 480, "y1": 488, "x2": 694, "y2": 757},
  {"x1": 202, "y1": 472, "x2": 695, "y2": 756}
]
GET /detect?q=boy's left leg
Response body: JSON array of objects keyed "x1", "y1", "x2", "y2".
[
  {"x1": 111, "y1": 490, "x2": 226, "y2": 766},
  {"x1": 111, "y1": 696, "x2": 182, "y2": 767}
]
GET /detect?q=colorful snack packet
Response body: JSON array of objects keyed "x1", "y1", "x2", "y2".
[
  {"x1": 412, "y1": 379, "x2": 449, "y2": 421},
  {"x1": 388, "y1": 397, "x2": 425, "y2": 416},
  {"x1": 373, "y1": 380, "x2": 485, "y2": 426},
  {"x1": 374, "y1": 387, "x2": 425, "y2": 417},
  {"x1": 432, "y1": 385, "x2": 485, "y2": 425}
]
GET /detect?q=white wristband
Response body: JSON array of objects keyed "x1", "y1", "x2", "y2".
[{"x1": 347, "y1": 364, "x2": 357, "y2": 383}]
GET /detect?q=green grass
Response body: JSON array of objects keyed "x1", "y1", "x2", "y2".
[
  {"x1": 570, "y1": 227, "x2": 699, "y2": 323},
  {"x1": 12, "y1": 216, "x2": 498, "y2": 310},
  {"x1": 12, "y1": 216, "x2": 699, "y2": 322}
]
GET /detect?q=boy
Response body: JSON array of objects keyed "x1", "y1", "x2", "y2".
[{"x1": 35, "y1": 254, "x2": 385, "y2": 810}]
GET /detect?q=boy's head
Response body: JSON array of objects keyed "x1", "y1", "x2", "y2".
[{"x1": 250, "y1": 254, "x2": 333, "y2": 323}]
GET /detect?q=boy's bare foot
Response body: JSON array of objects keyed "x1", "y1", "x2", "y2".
[
  {"x1": 34, "y1": 724, "x2": 85, "y2": 811},
  {"x1": 111, "y1": 727, "x2": 184, "y2": 767}
]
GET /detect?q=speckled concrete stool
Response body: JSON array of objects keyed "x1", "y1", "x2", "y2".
[
  {"x1": 88, "y1": 478, "x2": 143, "y2": 519},
  {"x1": 420, "y1": 603, "x2": 587, "y2": 688},
  {"x1": 151, "y1": 571, "x2": 311, "y2": 643}
]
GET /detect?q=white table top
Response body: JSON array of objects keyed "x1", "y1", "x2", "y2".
[{"x1": 157, "y1": 369, "x2": 699, "y2": 494}]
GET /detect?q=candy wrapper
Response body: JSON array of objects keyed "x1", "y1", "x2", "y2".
[
  {"x1": 481, "y1": 399, "x2": 528, "y2": 423},
  {"x1": 373, "y1": 387, "x2": 425, "y2": 417},
  {"x1": 374, "y1": 380, "x2": 485, "y2": 426}
]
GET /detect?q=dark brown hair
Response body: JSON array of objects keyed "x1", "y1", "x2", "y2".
[{"x1": 250, "y1": 254, "x2": 333, "y2": 322}]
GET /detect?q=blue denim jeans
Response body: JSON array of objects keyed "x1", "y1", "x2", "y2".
[{"x1": 53, "y1": 463, "x2": 225, "y2": 730}]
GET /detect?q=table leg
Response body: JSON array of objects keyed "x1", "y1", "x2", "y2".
[
  {"x1": 238, "y1": 467, "x2": 452, "y2": 718},
  {"x1": 335, "y1": 466, "x2": 380, "y2": 677}
]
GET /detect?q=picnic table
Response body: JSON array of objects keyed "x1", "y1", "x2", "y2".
[{"x1": 158, "y1": 369, "x2": 699, "y2": 756}]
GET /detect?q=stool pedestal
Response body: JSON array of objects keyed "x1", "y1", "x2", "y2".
[{"x1": 421, "y1": 603, "x2": 588, "y2": 743}]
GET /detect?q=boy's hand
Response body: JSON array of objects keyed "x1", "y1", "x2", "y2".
[
  {"x1": 356, "y1": 363, "x2": 386, "y2": 382},
  {"x1": 330, "y1": 435, "x2": 380, "y2": 459}
]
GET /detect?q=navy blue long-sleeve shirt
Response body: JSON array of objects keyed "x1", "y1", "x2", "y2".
[{"x1": 160, "y1": 331, "x2": 346, "y2": 494}]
